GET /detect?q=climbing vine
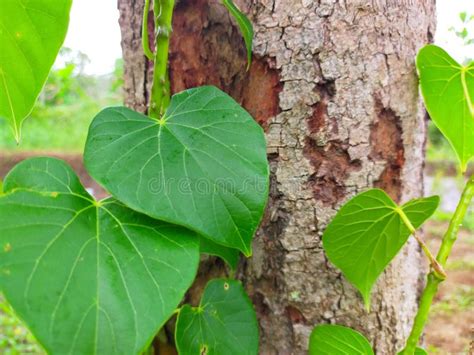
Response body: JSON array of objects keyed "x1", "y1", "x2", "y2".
[
  {"x1": 309, "y1": 45, "x2": 474, "y2": 355},
  {"x1": 0, "y1": 0, "x2": 264, "y2": 354}
]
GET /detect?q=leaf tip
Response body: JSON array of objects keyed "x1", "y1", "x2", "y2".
[{"x1": 362, "y1": 293, "x2": 371, "y2": 312}]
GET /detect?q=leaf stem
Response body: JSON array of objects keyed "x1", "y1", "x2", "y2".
[
  {"x1": 148, "y1": 0, "x2": 174, "y2": 119},
  {"x1": 141, "y1": 0, "x2": 154, "y2": 60},
  {"x1": 401, "y1": 174, "x2": 474, "y2": 354},
  {"x1": 396, "y1": 208, "x2": 446, "y2": 279}
]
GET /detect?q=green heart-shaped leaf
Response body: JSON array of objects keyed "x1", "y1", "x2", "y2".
[
  {"x1": 199, "y1": 237, "x2": 240, "y2": 269},
  {"x1": 0, "y1": 0, "x2": 72, "y2": 142},
  {"x1": 417, "y1": 45, "x2": 474, "y2": 172},
  {"x1": 309, "y1": 325, "x2": 374, "y2": 355},
  {"x1": 221, "y1": 0, "x2": 253, "y2": 68},
  {"x1": 84, "y1": 86, "x2": 269, "y2": 256},
  {"x1": 322, "y1": 189, "x2": 439, "y2": 309},
  {"x1": 0, "y1": 157, "x2": 200, "y2": 354},
  {"x1": 175, "y1": 279, "x2": 258, "y2": 355}
]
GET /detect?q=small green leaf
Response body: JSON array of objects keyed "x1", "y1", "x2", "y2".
[
  {"x1": 0, "y1": 0, "x2": 72, "y2": 142},
  {"x1": 398, "y1": 347, "x2": 429, "y2": 355},
  {"x1": 222, "y1": 0, "x2": 253, "y2": 69},
  {"x1": 309, "y1": 324, "x2": 374, "y2": 355},
  {"x1": 0, "y1": 157, "x2": 200, "y2": 354},
  {"x1": 199, "y1": 237, "x2": 240, "y2": 269},
  {"x1": 417, "y1": 45, "x2": 474, "y2": 172},
  {"x1": 84, "y1": 86, "x2": 269, "y2": 256},
  {"x1": 460, "y1": 11, "x2": 467, "y2": 23},
  {"x1": 175, "y1": 279, "x2": 258, "y2": 355},
  {"x1": 322, "y1": 189, "x2": 439, "y2": 309}
]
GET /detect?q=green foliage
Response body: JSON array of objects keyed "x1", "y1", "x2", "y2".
[
  {"x1": 0, "y1": 295, "x2": 43, "y2": 354},
  {"x1": 0, "y1": 0, "x2": 263, "y2": 353},
  {"x1": 449, "y1": 11, "x2": 474, "y2": 61},
  {"x1": 309, "y1": 324, "x2": 429, "y2": 355},
  {"x1": 416, "y1": 45, "x2": 474, "y2": 172},
  {"x1": 222, "y1": 0, "x2": 254, "y2": 68},
  {"x1": 175, "y1": 279, "x2": 258, "y2": 355},
  {"x1": 431, "y1": 285, "x2": 474, "y2": 315},
  {"x1": 309, "y1": 325, "x2": 373, "y2": 355},
  {"x1": 0, "y1": 157, "x2": 200, "y2": 354},
  {"x1": 0, "y1": 0, "x2": 72, "y2": 142},
  {"x1": 0, "y1": 50, "x2": 123, "y2": 152},
  {"x1": 322, "y1": 189, "x2": 439, "y2": 309},
  {"x1": 84, "y1": 86, "x2": 269, "y2": 256}
]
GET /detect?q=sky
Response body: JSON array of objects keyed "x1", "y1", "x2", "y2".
[
  {"x1": 435, "y1": 0, "x2": 474, "y2": 63},
  {"x1": 60, "y1": 0, "x2": 474, "y2": 75},
  {"x1": 58, "y1": 0, "x2": 122, "y2": 75}
]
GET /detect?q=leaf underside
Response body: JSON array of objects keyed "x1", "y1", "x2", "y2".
[
  {"x1": 309, "y1": 324, "x2": 374, "y2": 355},
  {"x1": 322, "y1": 189, "x2": 439, "y2": 309},
  {"x1": 84, "y1": 86, "x2": 269, "y2": 256},
  {"x1": 175, "y1": 279, "x2": 259, "y2": 355},
  {"x1": 417, "y1": 44, "x2": 474, "y2": 172},
  {"x1": 0, "y1": 157, "x2": 200, "y2": 354},
  {"x1": 0, "y1": 0, "x2": 72, "y2": 142}
]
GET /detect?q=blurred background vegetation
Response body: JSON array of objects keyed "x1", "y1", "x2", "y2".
[{"x1": 0, "y1": 48, "x2": 123, "y2": 152}]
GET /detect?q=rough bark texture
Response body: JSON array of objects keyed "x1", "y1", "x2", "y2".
[{"x1": 117, "y1": 0, "x2": 436, "y2": 353}]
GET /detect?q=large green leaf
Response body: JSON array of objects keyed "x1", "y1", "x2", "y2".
[
  {"x1": 175, "y1": 279, "x2": 258, "y2": 355},
  {"x1": 309, "y1": 324, "x2": 374, "y2": 355},
  {"x1": 84, "y1": 86, "x2": 269, "y2": 256},
  {"x1": 0, "y1": 0, "x2": 72, "y2": 142},
  {"x1": 221, "y1": 0, "x2": 253, "y2": 68},
  {"x1": 0, "y1": 157, "x2": 200, "y2": 354},
  {"x1": 417, "y1": 45, "x2": 474, "y2": 172},
  {"x1": 322, "y1": 189, "x2": 439, "y2": 309}
]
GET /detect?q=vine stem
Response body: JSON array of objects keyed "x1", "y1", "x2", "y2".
[
  {"x1": 141, "y1": 0, "x2": 154, "y2": 60},
  {"x1": 148, "y1": 0, "x2": 174, "y2": 119},
  {"x1": 400, "y1": 174, "x2": 474, "y2": 354},
  {"x1": 396, "y1": 208, "x2": 446, "y2": 279}
]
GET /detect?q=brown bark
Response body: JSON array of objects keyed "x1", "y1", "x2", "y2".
[{"x1": 117, "y1": 0, "x2": 436, "y2": 353}]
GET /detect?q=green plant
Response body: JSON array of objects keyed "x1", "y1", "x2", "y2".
[
  {"x1": 309, "y1": 45, "x2": 474, "y2": 354},
  {"x1": 0, "y1": 1, "x2": 265, "y2": 354},
  {"x1": 0, "y1": 0, "x2": 72, "y2": 143},
  {"x1": 449, "y1": 11, "x2": 474, "y2": 64}
]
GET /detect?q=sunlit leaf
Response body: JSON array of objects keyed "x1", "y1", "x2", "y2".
[
  {"x1": 417, "y1": 45, "x2": 474, "y2": 172},
  {"x1": 222, "y1": 0, "x2": 253, "y2": 68},
  {"x1": 175, "y1": 279, "x2": 258, "y2": 355},
  {"x1": 309, "y1": 324, "x2": 373, "y2": 355},
  {"x1": 0, "y1": 0, "x2": 72, "y2": 142},
  {"x1": 0, "y1": 157, "x2": 200, "y2": 354},
  {"x1": 322, "y1": 189, "x2": 439, "y2": 309},
  {"x1": 84, "y1": 86, "x2": 269, "y2": 256}
]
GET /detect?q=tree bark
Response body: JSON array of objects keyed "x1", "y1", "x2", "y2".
[{"x1": 117, "y1": 0, "x2": 436, "y2": 353}]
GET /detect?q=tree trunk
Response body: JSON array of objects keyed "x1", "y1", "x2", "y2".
[{"x1": 117, "y1": 0, "x2": 436, "y2": 353}]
